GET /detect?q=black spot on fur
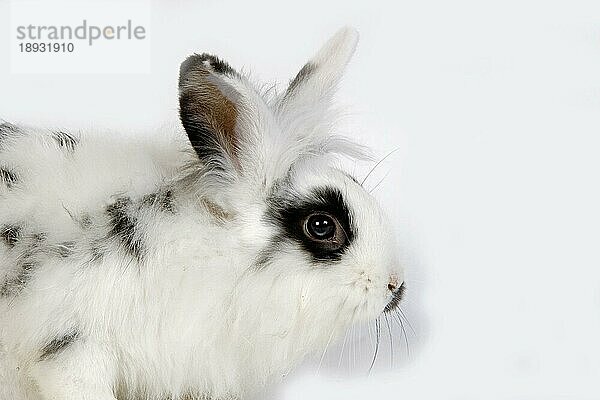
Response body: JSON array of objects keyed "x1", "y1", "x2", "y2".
[
  {"x1": 106, "y1": 197, "x2": 143, "y2": 261},
  {"x1": 52, "y1": 131, "x2": 78, "y2": 152},
  {"x1": 266, "y1": 187, "x2": 355, "y2": 262},
  {"x1": 141, "y1": 189, "x2": 175, "y2": 214},
  {"x1": 1, "y1": 225, "x2": 21, "y2": 247},
  {"x1": 0, "y1": 167, "x2": 18, "y2": 188},
  {"x1": 141, "y1": 193, "x2": 157, "y2": 206},
  {"x1": 384, "y1": 282, "x2": 406, "y2": 313},
  {"x1": 0, "y1": 122, "x2": 19, "y2": 140},
  {"x1": 39, "y1": 330, "x2": 80, "y2": 361},
  {"x1": 0, "y1": 231, "x2": 48, "y2": 297},
  {"x1": 0, "y1": 260, "x2": 36, "y2": 297},
  {"x1": 161, "y1": 190, "x2": 175, "y2": 212},
  {"x1": 286, "y1": 62, "x2": 316, "y2": 97}
]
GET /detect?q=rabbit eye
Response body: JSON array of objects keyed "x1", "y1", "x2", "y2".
[
  {"x1": 306, "y1": 214, "x2": 336, "y2": 240},
  {"x1": 268, "y1": 187, "x2": 354, "y2": 261},
  {"x1": 303, "y1": 213, "x2": 348, "y2": 252}
]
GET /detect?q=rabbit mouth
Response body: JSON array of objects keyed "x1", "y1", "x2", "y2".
[{"x1": 383, "y1": 282, "x2": 406, "y2": 313}]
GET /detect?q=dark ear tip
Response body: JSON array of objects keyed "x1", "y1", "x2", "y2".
[
  {"x1": 179, "y1": 53, "x2": 236, "y2": 86},
  {"x1": 178, "y1": 54, "x2": 204, "y2": 87}
]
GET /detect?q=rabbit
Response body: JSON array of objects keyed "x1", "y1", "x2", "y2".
[{"x1": 0, "y1": 27, "x2": 405, "y2": 400}]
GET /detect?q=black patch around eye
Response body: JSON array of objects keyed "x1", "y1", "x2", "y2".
[{"x1": 266, "y1": 187, "x2": 354, "y2": 262}]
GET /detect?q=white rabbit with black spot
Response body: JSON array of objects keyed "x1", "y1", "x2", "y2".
[{"x1": 0, "y1": 27, "x2": 405, "y2": 400}]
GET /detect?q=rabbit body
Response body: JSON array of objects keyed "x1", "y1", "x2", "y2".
[{"x1": 0, "y1": 28, "x2": 404, "y2": 400}]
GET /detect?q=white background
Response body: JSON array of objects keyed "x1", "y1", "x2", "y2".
[
  {"x1": 2, "y1": 0, "x2": 600, "y2": 399},
  {"x1": 8, "y1": 0, "x2": 151, "y2": 73}
]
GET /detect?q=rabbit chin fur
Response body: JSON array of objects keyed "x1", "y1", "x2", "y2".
[{"x1": 0, "y1": 27, "x2": 404, "y2": 400}]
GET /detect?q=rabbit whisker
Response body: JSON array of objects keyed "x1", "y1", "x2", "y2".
[
  {"x1": 398, "y1": 307, "x2": 416, "y2": 335},
  {"x1": 369, "y1": 169, "x2": 392, "y2": 194},
  {"x1": 361, "y1": 148, "x2": 399, "y2": 186},
  {"x1": 369, "y1": 316, "x2": 381, "y2": 373},
  {"x1": 393, "y1": 309, "x2": 410, "y2": 357},
  {"x1": 317, "y1": 291, "x2": 353, "y2": 372},
  {"x1": 384, "y1": 312, "x2": 393, "y2": 368}
]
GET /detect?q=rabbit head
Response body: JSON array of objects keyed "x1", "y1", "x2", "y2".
[{"x1": 178, "y1": 27, "x2": 404, "y2": 374}]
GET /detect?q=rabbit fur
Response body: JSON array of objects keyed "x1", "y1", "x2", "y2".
[{"x1": 0, "y1": 27, "x2": 405, "y2": 400}]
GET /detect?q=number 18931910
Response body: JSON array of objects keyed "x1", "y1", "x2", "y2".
[{"x1": 19, "y1": 42, "x2": 74, "y2": 53}]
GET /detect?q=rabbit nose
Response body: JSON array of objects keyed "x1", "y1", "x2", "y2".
[{"x1": 388, "y1": 275, "x2": 400, "y2": 292}]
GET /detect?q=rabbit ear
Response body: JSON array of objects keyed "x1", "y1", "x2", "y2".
[
  {"x1": 178, "y1": 34, "x2": 367, "y2": 202},
  {"x1": 179, "y1": 54, "x2": 244, "y2": 172},
  {"x1": 269, "y1": 27, "x2": 364, "y2": 167},
  {"x1": 279, "y1": 27, "x2": 358, "y2": 110},
  {"x1": 179, "y1": 52, "x2": 285, "y2": 200}
]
